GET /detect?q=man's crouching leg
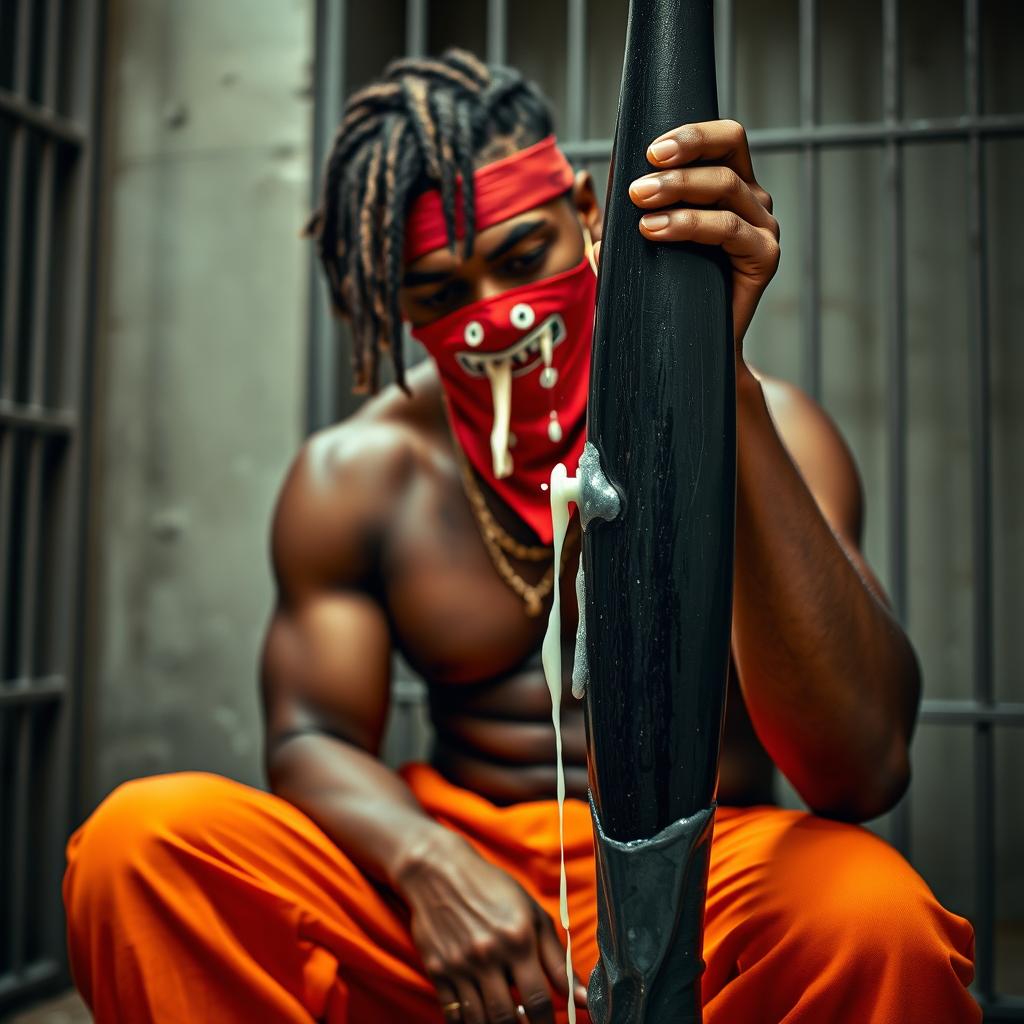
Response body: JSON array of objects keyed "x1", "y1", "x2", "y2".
[
  {"x1": 63, "y1": 771, "x2": 445, "y2": 1024},
  {"x1": 700, "y1": 805, "x2": 981, "y2": 1023}
]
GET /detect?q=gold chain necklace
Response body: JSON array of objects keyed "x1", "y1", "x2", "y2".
[{"x1": 448, "y1": 425, "x2": 572, "y2": 617}]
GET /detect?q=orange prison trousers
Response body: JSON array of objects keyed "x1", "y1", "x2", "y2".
[{"x1": 63, "y1": 766, "x2": 980, "y2": 1023}]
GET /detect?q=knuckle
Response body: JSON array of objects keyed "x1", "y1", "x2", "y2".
[
  {"x1": 423, "y1": 955, "x2": 446, "y2": 978},
  {"x1": 723, "y1": 118, "x2": 747, "y2": 145},
  {"x1": 467, "y1": 936, "x2": 498, "y2": 965},
  {"x1": 719, "y1": 166, "x2": 741, "y2": 194},
  {"x1": 723, "y1": 211, "x2": 743, "y2": 237},
  {"x1": 764, "y1": 236, "x2": 782, "y2": 266},
  {"x1": 524, "y1": 989, "x2": 554, "y2": 1013}
]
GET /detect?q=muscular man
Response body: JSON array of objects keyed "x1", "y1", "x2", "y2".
[{"x1": 64, "y1": 49, "x2": 980, "y2": 1024}]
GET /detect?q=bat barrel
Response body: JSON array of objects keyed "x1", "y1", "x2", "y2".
[{"x1": 583, "y1": 0, "x2": 735, "y2": 842}]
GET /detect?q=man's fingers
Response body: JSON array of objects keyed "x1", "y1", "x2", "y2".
[
  {"x1": 534, "y1": 912, "x2": 571, "y2": 995},
  {"x1": 647, "y1": 119, "x2": 757, "y2": 184},
  {"x1": 435, "y1": 978, "x2": 463, "y2": 1022},
  {"x1": 638, "y1": 208, "x2": 780, "y2": 275},
  {"x1": 509, "y1": 958, "x2": 556, "y2": 1024},
  {"x1": 451, "y1": 976, "x2": 487, "y2": 1024},
  {"x1": 628, "y1": 165, "x2": 778, "y2": 236},
  {"x1": 475, "y1": 967, "x2": 525, "y2": 1024}
]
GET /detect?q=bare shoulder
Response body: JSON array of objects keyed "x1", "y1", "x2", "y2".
[
  {"x1": 270, "y1": 362, "x2": 445, "y2": 599},
  {"x1": 751, "y1": 368, "x2": 864, "y2": 545}
]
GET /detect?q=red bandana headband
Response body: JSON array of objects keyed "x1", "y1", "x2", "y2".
[{"x1": 403, "y1": 134, "x2": 576, "y2": 263}]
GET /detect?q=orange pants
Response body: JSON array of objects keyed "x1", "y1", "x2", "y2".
[{"x1": 63, "y1": 766, "x2": 980, "y2": 1023}]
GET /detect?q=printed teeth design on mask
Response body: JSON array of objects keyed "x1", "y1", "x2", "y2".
[{"x1": 455, "y1": 315, "x2": 566, "y2": 379}]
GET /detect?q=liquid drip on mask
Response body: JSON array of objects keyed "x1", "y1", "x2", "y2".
[{"x1": 484, "y1": 359, "x2": 513, "y2": 478}]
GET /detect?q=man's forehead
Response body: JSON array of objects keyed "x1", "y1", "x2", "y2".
[{"x1": 403, "y1": 196, "x2": 566, "y2": 275}]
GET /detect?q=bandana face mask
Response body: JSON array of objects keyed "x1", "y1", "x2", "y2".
[{"x1": 410, "y1": 252, "x2": 596, "y2": 544}]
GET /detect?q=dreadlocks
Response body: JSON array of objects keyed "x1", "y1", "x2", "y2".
[{"x1": 304, "y1": 49, "x2": 556, "y2": 395}]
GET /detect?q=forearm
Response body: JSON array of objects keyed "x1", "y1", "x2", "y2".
[
  {"x1": 731, "y1": 368, "x2": 920, "y2": 820},
  {"x1": 267, "y1": 733, "x2": 466, "y2": 891}
]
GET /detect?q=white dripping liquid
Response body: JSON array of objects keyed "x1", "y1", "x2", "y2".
[
  {"x1": 541, "y1": 462, "x2": 582, "y2": 1024},
  {"x1": 484, "y1": 358, "x2": 514, "y2": 478}
]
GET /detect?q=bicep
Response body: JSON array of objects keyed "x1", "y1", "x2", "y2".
[
  {"x1": 760, "y1": 374, "x2": 892, "y2": 607},
  {"x1": 261, "y1": 590, "x2": 393, "y2": 758}
]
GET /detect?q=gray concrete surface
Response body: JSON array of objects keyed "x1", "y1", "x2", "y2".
[{"x1": 79, "y1": 0, "x2": 313, "y2": 808}]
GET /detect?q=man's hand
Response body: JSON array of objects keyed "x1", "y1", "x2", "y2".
[
  {"x1": 394, "y1": 830, "x2": 588, "y2": 1023},
  {"x1": 621, "y1": 118, "x2": 781, "y2": 357}
]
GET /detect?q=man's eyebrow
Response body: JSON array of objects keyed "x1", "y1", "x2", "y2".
[
  {"x1": 483, "y1": 219, "x2": 547, "y2": 261},
  {"x1": 401, "y1": 219, "x2": 548, "y2": 287}
]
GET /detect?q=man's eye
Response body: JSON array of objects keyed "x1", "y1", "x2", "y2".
[
  {"x1": 503, "y1": 245, "x2": 548, "y2": 275},
  {"x1": 421, "y1": 281, "x2": 464, "y2": 309}
]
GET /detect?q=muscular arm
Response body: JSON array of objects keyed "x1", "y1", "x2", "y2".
[
  {"x1": 260, "y1": 423, "x2": 582, "y2": 1022},
  {"x1": 731, "y1": 366, "x2": 921, "y2": 823},
  {"x1": 260, "y1": 425, "x2": 457, "y2": 889}
]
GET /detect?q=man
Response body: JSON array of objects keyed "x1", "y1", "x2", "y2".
[{"x1": 64, "y1": 49, "x2": 979, "y2": 1023}]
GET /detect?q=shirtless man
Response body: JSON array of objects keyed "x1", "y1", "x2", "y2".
[{"x1": 63, "y1": 48, "x2": 980, "y2": 1024}]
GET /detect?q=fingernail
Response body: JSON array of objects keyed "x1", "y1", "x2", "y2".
[
  {"x1": 641, "y1": 213, "x2": 670, "y2": 231},
  {"x1": 649, "y1": 138, "x2": 678, "y2": 161},
  {"x1": 629, "y1": 176, "x2": 660, "y2": 200}
]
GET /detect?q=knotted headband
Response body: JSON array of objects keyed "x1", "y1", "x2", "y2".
[{"x1": 403, "y1": 134, "x2": 576, "y2": 263}]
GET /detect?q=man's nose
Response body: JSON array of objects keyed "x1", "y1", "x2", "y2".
[{"x1": 477, "y1": 275, "x2": 509, "y2": 304}]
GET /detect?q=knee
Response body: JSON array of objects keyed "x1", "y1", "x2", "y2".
[
  {"x1": 778, "y1": 820, "x2": 975, "y2": 978},
  {"x1": 65, "y1": 771, "x2": 241, "y2": 890}
]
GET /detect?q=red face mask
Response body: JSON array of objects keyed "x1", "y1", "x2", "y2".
[{"x1": 410, "y1": 253, "x2": 596, "y2": 544}]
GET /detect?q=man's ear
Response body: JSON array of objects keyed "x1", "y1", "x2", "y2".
[{"x1": 571, "y1": 169, "x2": 603, "y2": 242}]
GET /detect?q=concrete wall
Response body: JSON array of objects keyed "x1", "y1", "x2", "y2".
[{"x1": 81, "y1": 0, "x2": 313, "y2": 804}]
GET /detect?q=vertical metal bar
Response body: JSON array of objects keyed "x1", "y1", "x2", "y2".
[
  {"x1": 965, "y1": 0, "x2": 995, "y2": 1001},
  {"x1": 305, "y1": 0, "x2": 345, "y2": 434},
  {"x1": 798, "y1": 0, "x2": 821, "y2": 401},
  {"x1": 1, "y1": 133, "x2": 27, "y2": 405},
  {"x1": 714, "y1": 0, "x2": 735, "y2": 120},
  {"x1": 882, "y1": 0, "x2": 910, "y2": 859},
  {"x1": 30, "y1": 143, "x2": 55, "y2": 407},
  {"x1": 486, "y1": 0, "x2": 507, "y2": 65},
  {"x1": 7, "y1": 706, "x2": 31, "y2": 972},
  {"x1": 406, "y1": 0, "x2": 428, "y2": 58},
  {"x1": 0, "y1": 432, "x2": 12, "y2": 679},
  {"x1": 17, "y1": 438, "x2": 43, "y2": 682},
  {"x1": 566, "y1": 0, "x2": 587, "y2": 143},
  {"x1": 42, "y1": 0, "x2": 61, "y2": 109}
]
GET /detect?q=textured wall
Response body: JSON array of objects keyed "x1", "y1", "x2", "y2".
[{"x1": 81, "y1": 0, "x2": 313, "y2": 805}]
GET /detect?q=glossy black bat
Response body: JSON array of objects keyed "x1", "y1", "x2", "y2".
[{"x1": 580, "y1": 1, "x2": 735, "y2": 1020}]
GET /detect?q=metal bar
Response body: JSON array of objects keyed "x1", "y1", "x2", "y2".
[
  {"x1": 42, "y1": 0, "x2": 61, "y2": 110},
  {"x1": 37, "y1": 0, "x2": 104, "y2": 983},
  {"x1": 0, "y1": 400, "x2": 75, "y2": 434},
  {"x1": 12, "y1": 0, "x2": 31, "y2": 95},
  {"x1": 0, "y1": 675, "x2": 65, "y2": 705},
  {"x1": 0, "y1": 90, "x2": 85, "y2": 146},
  {"x1": 965, "y1": 0, "x2": 995, "y2": 1000},
  {"x1": 558, "y1": 113, "x2": 1024, "y2": 162},
  {"x1": 0, "y1": 433, "x2": 15, "y2": 677},
  {"x1": 304, "y1": 0, "x2": 346, "y2": 434},
  {"x1": 714, "y1": 0, "x2": 735, "y2": 120},
  {"x1": 2, "y1": 128, "x2": 27, "y2": 404},
  {"x1": 798, "y1": 0, "x2": 820, "y2": 400},
  {"x1": 406, "y1": 0, "x2": 428, "y2": 58},
  {"x1": 918, "y1": 700, "x2": 1024, "y2": 726},
  {"x1": 486, "y1": 0, "x2": 507, "y2": 65},
  {"x1": 881, "y1": 0, "x2": 910, "y2": 860},
  {"x1": 566, "y1": 0, "x2": 587, "y2": 142},
  {"x1": 0, "y1": 960, "x2": 62, "y2": 1007},
  {"x1": 17, "y1": 438, "x2": 43, "y2": 681},
  {"x1": 7, "y1": 707, "x2": 31, "y2": 972},
  {"x1": 30, "y1": 144, "x2": 55, "y2": 406}
]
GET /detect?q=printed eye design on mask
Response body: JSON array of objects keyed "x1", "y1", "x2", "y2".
[
  {"x1": 510, "y1": 303, "x2": 536, "y2": 330},
  {"x1": 455, "y1": 314, "x2": 566, "y2": 379},
  {"x1": 464, "y1": 321, "x2": 485, "y2": 348}
]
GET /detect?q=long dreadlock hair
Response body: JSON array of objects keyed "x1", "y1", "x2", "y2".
[{"x1": 304, "y1": 49, "x2": 556, "y2": 395}]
